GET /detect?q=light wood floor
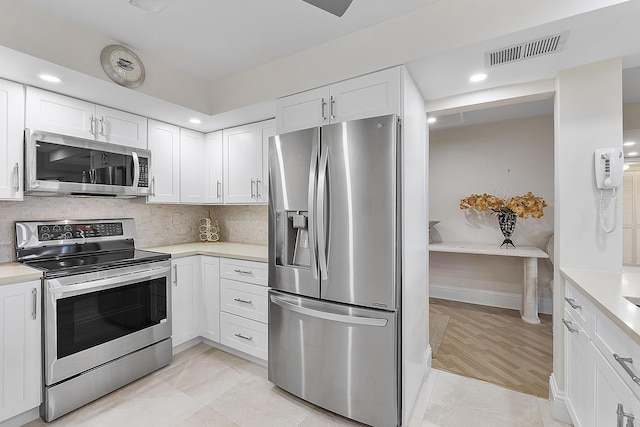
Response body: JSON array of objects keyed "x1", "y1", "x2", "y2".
[{"x1": 430, "y1": 298, "x2": 553, "y2": 398}]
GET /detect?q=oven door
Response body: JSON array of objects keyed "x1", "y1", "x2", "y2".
[{"x1": 43, "y1": 261, "x2": 171, "y2": 386}]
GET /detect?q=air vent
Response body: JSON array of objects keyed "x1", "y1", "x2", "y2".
[{"x1": 485, "y1": 32, "x2": 568, "y2": 68}]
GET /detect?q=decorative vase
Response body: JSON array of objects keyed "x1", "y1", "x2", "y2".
[{"x1": 497, "y1": 209, "x2": 517, "y2": 248}]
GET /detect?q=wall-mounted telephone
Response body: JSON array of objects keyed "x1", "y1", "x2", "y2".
[
  {"x1": 595, "y1": 147, "x2": 623, "y2": 189},
  {"x1": 595, "y1": 147, "x2": 623, "y2": 233}
]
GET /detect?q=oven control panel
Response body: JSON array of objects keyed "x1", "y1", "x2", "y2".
[{"x1": 37, "y1": 222, "x2": 124, "y2": 241}]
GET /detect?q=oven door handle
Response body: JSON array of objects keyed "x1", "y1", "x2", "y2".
[{"x1": 47, "y1": 266, "x2": 171, "y2": 298}]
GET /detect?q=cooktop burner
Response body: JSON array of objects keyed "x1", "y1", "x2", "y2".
[{"x1": 24, "y1": 249, "x2": 169, "y2": 278}]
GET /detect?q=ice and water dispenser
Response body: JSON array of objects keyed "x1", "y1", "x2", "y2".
[{"x1": 279, "y1": 211, "x2": 310, "y2": 268}]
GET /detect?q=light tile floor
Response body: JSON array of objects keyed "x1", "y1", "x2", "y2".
[{"x1": 25, "y1": 343, "x2": 573, "y2": 427}]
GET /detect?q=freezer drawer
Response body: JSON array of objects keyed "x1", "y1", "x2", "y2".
[{"x1": 268, "y1": 290, "x2": 399, "y2": 427}]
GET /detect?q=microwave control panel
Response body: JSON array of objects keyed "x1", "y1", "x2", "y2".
[
  {"x1": 37, "y1": 222, "x2": 124, "y2": 241},
  {"x1": 138, "y1": 157, "x2": 149, "y2": 188}
]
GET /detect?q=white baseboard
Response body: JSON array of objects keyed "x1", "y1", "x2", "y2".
[
  {"x1": 0, "y1": 407, "x2": 39, "y2": 427},
  {"x1": 549, "y1": 373, "x2": 572, "y2": 424},
  {"x1": 429, "y1": 283, "x2": 553, "y2": 315}
]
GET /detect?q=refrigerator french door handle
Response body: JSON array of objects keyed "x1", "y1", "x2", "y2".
[
  {"x1": 317, "y1": 143, "x2": 329, "y2": 280},
  {"x1": 308, "y1": 144, "x2": 319, "y2": 279},
  {"x1": 270, "y1": 294, "x2": 388, "y2": 327}
]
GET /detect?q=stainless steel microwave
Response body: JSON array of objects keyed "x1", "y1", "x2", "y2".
[{"x1": 24, "y1": 129, "x2": 151, "y2": 198}]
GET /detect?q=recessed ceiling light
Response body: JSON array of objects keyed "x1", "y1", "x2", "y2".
[
  {"x1": 189, "y1": 118, "x2": 201, "y2": 124},
  {"x1": 469, "y1": 73, "x2": 488, "y2": 83},
  {"x1": 628, "y1": 151, "x2": 638, "y2": 156},
  {"x1": 38, "y1": 74, "x2": 62, "y2": 83},
  {"x1": 427, "y1": 117, "x2": 437, "y2": 124},
  {"x1": 624, "y1": 141, "x2": 636, "y2": 146}
]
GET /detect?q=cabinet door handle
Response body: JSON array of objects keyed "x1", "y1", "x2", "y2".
[
  {"x1": 151, "y1": 176, "x2": 156, "y2": 197},
  {"x1": 614, "y1": 354, "x2": 640, "y2": 385},
  {"x1": 256, "y1": 179, "x2": 261, "y2": 198},
  {"x1": 321, "y1": 98, "x2": 327, "y2": 121},
  {"x1": 173, "y1": 264, "x2": 178, "y2": 286},
  {"x1": 562, "y1": 319, "x2": 579, "y2": 333},
  {"x1": 564, "y1": 297, "x2": 582, "y2": 310},
  {"x1": 330, "y1": 96, "x2": 335, "y2": 119},
  {"x1": 99, "y1": 116, "x2": 106, "y2": 136},
  {"x1": 250, "y1": 179, "x2": 256, "y2": 198},
  {"x1": 234, "y1": 297, "x2": 253, "y2": 304},
  {"x1": 89, "y1": 114, "x2": 95, "y2": 135},
  {"x1": 31, "y1": 288, "x2": 37, "y2": 320},
  {"x1": 618, "y1": 403, "x2": 635, "y2": 427},
  {"x1": 234, "y1": 333, "x2": 253, "y2": 341},
  {"x1": 233, "y1": 269, "x2": 253, "y2": 275},
  {"x1": 13, "y1": 162, "x2": 19, "y2": 191},
  {"x1": 217, "y1": 180, "x2": 221, "y2": 199}
]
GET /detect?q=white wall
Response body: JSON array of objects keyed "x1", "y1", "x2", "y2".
[
  {"x1": 429, "y1": 114, "x2": 554, "y2": 308},
  {"x1": 551, "y1": 58, "x2": 623, "y2": 418}
]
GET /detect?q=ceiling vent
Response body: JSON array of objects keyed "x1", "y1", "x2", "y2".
[{"x1": 485, "y1": 32, "x2": 569, "y2": 68}]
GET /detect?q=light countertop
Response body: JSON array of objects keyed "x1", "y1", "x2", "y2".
[
  {"x1": 561, "y1": 267, "x2": 640, "y2": 345},
  {"x1": 143, "y1": 242, "x2": 268, "y2": 263},
  {"x1": 0, "y1": 263, "x2": 43, "y2": 286}
]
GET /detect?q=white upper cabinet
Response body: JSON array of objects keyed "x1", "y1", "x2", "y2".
[
  {"x1": 0, "y1": 78, "x2": 24, "y2": 201},
  {"x1": 275, "y1": 67, "x2": 401, "y2": 134},
  {"x1": 180, "y1": 128, "x2": 206, "y2": 204},
  {"x1": 95, "y1": 105, "x2": 147, "y2": 149},
  {"x1": 205, "y1": 131, "x2": 223, "y2": 204},
  {"x1": 147, "y1": 119, "x2": 180, "y2": 204},
  {"x1": 26, "y1": 87, "x2": 147, "y2": 148},
  {"x1": 223, "y1": 119, "x2": 273, "y2": 204},
  {"x1": 258, "y1": 120, "x2": 275, "y2": 204}
]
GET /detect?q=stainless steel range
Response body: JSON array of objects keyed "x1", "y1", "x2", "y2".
[{"x1": 15, "y1": 218, "x2": 172, "y2": 422}]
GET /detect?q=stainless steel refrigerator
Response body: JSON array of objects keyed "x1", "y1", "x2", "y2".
[{"x1": 268, "y1": 114, "x2": 404, "y2": 426}]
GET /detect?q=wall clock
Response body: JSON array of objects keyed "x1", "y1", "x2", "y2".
[{"x1": 100, "y1": 45, "x2": 146, "y2": 88}]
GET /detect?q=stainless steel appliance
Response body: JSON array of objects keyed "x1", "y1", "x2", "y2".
[
  {"x1": 268, "y1": 114, "x2": 419, "y2": 427},
  {"x1": 24, "y1": 129, "x2": 151, "y2": 198},
  {"x1": 15, "y1": 219, "x2": 172, "y2": 422}
]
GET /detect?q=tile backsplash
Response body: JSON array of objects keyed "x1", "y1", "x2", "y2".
[{"x1": 0, "y1": 197, "x2": 267, "y2": 263}]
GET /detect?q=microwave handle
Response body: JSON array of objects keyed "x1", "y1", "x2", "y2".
[{"x1": 132, "y1": 151, "x2": 140, "y2": 188}]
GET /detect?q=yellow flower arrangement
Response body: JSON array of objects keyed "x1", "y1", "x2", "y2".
[{"x1": 459, "y1": 191, "x2": 547, "y2": 219}]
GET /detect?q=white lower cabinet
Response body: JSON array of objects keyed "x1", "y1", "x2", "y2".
[
  {"x1": 201, "y1": 257, "x2": 220, "y2": 343},
  {"x1": 171, "y1": 257, "x2": 202, "y2": 348},
  {"x1": 564, "y1": 280, "x2": 640, "y2": 427},
  {"x1": 0, "y1": 280, "x2": 41, "y2": 423},
  {"x1": 219, "y1": 258, "x2": 268, "y2": 361}
]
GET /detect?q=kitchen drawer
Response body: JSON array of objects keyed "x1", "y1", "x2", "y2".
[
  {"x1": 220, "y1": 312, "x2": 268, "y2": 361},
  {"x1": 220, "y1": 278, "x2": 268, "y2": 323},
  {"x1": 592, "y1": 309, "x2": 640, "y2": 398},
  {"x1": 220, "y1": 258, "x2": 267, "y2": 286},
  {"x1": 564, "y1": 280, "x2": 595, "y2": 332}
]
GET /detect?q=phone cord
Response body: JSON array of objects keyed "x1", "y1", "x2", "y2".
[{"x1": 600, "y1": 188, "x2": 618, "y2": 234}]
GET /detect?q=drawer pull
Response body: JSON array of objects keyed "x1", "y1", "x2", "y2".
[
  {"x1": 564, "y1": 297, "x2": 582, "y2": 310},
  {"x1": 234, "y1": 297, "x2": 253, "y2": 304},
  {"x1": 234, "y1": 332, "x2": 253, "y2": 341},
  {"x1": 562, "y1": 319, "x2": 579, "y2": 333},
  {"x1": 614, "y1": 354, "x2": 640, "y2": 385},
  {"x1": 233, "y1": 269, "x2": 253, "y2": 275},
  {"x1": 618, "y1": 403, "x2": 635, "y2": 427}
]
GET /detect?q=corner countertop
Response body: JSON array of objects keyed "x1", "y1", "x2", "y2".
[
  {"x1": 561, "y1": 267, "x2": 640, "y2": 345},
  {"x1": 0, "y1": 263, "x2": 43, "y2": 286},
  {"x1": 143, "y1": 242, "x2": 268, "y2": 263}
]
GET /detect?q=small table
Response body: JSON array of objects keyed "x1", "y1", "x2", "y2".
[{"x1": 429, "y1": 242, "x2": 549, "y2": 324}]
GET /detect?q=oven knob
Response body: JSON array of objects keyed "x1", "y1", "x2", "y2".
[
  {"x1": 53, "y1": 225, "x2": 61, "y2": 232},
  {"x1": 41, "y1": 226, "x2": 49, "y2": 232},
  {"x1": 64, "y1": 225, "x2": 72, "y2": 231},
  {"x1": 41, "y1": 233, "x2": 50, "y2": 240},
  {"x1": 63, "y1": 232, "x2": 73, "y2": 239}
]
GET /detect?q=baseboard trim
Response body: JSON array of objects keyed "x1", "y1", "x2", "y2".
[
  {"x1": 0, "y1": 407, "x2": 39, "y2": 427},
  {"x1": 549, "y1": 373, "x2": 572, "y2": 424},
  {"x1": 430, "y1": 283, "x2": 553, "y2": 315}
]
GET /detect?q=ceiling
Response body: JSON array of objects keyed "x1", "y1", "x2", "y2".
[{"x1": 2, "y1": 0, "x2": 640, "y2": 131}]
